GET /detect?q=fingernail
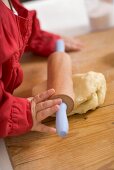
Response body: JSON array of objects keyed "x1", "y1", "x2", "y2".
[
  {"x1": 50, "y1": 128, "x2": 56, "y2": 134},
  {"x1": 58, "y1": 98, "x2": 62, "y2": 103},
  {"x1": 55, "y1": 105, "x2": 60, "y2": 111},
  {"x1": 49, "y1": 88, "x2": 55, "y2": 94}
]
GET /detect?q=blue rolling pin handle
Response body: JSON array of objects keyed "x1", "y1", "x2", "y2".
[
  {"x1": 55, "y1": 39, "x2": 69, "y2": 137},
  {"x1": 56, "y1": 39, "x2": 65, "y2": 52},
  {"x1": 56, "y1": 103, "x2": 69, "y2": 137}
]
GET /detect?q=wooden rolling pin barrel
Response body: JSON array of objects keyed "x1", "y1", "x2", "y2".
[{"x1": 47, "y1": 40, "x2": 74, "y2": 136}]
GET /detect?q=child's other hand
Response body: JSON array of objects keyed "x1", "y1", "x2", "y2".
[
  {"x1": 29, "y1": 89, "x2": 62, "y2": 134},
  {"x1": 62, "y1": 36, "x2": 84, "y2": 52}
]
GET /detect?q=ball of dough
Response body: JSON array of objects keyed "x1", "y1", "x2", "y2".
[
  {"x1": 70, "y1": 71, "x2": 106, "y2": 115},
  {"x1": 32, "y1": 71, "x2": 106, "y2": 116}
]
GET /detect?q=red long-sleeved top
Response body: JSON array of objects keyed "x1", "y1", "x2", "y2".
[{"x1": 0, "y1": 0, "x2": 60, "y2": 137}]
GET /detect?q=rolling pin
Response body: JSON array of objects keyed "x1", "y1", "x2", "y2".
[{"x1": 47, "y1": 39, "x2": 74, "y2": 137}]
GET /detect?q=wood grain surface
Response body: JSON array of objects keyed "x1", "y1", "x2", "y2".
[{"x1": 5, "y1": 28, "x2": 114, "y2": 170}]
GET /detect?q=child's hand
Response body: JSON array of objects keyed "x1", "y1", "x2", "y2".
[
  {"x1": 29, "y1": 89, "x2": 62, "y2": 134},
  {"x1": 62, "y1": 36, "x2": 84, "y2": 52}
]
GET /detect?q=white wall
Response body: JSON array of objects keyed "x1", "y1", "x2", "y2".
[
  {"x1": 23, "y1": 0, "x2": 114, "y2": 36},
  {"x1": 23, "y1": 0, "x2": 90, "y2": 36}
]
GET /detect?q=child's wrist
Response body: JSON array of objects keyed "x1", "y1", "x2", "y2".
[{"x1": 27, "y1": 97, "x2": 36, "y2": 131}]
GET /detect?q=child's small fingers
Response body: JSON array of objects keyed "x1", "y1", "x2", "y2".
[
  {"x1": 72, "y1": 44, "x2": 83, "y2": 50},
  {"x1": 65, "y1": 45, "x2": 75, "y2": 52},
  {"x1": 75, "y1": 42, "x2": 84, "y2": 48},
  {"x1": 34, "y1": 89, "x2": 55, "y2": 103},
  {"x1": 36, "y1": 105, "x2": 60, "y2": 122},
  {"x1": 36, "y1": 124, "x2": 56, "y2": 134},
  {"x1": 36, "y1": 98, "x2": 62, "y2": 112},
  {"x1": 74, "y1": 38, "x2": 83, "y2": 44},
  {"x1": 69, "y1": 40, "x2": 84, "y2": 48},
  {"x1": 66, "y1": 43, "x2": 83, "y2": 52},
  {"x1": 66, "y1": 38, "x2": 83, "y2": 46}
]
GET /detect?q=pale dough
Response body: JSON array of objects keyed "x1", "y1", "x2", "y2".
[
  {"x1": 32, "y1": 71, "x2": 106, "y2": 115},
  {"x1": 70, "y1": 71, "x2": 106, "y2": 115}
]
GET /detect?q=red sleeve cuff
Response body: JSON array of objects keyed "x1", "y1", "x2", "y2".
[
  {"x1": 28, "y1": 30, "x2": 61, "y2": 57},
  {"x1": 7, "y1": 97, "x2": 33, "y2": 137}
]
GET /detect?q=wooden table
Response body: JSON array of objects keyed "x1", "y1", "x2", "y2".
[{"x1": 5, "y1": 28, "x2": 114, "y2": 170}]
